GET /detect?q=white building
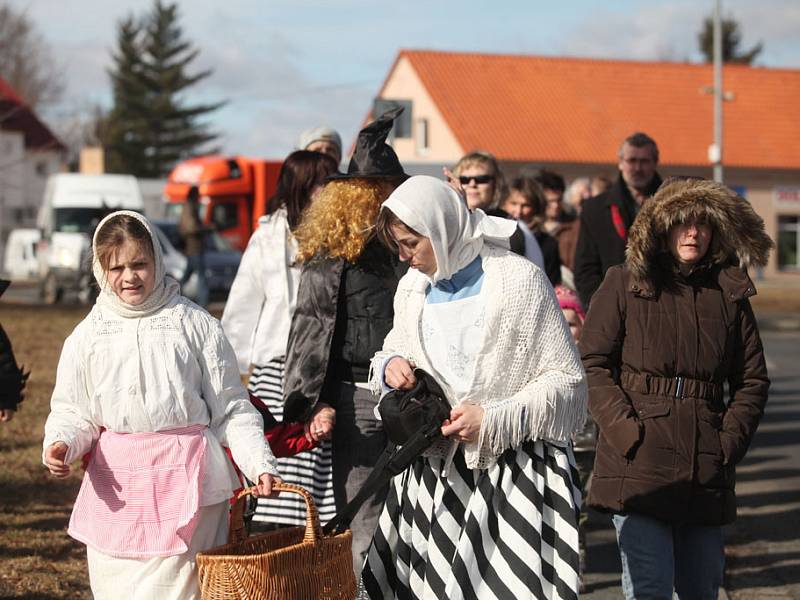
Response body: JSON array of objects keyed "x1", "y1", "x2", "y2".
[
  {"x1": 0, "y1": 77, "x2": 64, "y2": 271},
  {"x1": 372, "y1": 50, "x2": 800, "y2": 278}
]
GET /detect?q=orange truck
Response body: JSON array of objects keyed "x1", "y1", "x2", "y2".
[{"x1": 163, "y1": 155, "x2": 283, "y2": 251}]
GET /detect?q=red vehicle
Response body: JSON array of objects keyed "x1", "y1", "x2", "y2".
[{"x1": 163, "y1": 155, "x2": 282, "y2": 251}]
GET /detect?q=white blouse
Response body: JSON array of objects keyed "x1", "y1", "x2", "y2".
[
  {"x1": 222, "y1": 209, "x2": 300, "y2": 373},
  {"x1": 43, "y1": 297, "x2": 279, "y2": 505}
]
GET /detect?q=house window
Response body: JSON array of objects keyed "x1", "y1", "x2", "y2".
[
  {"x1": 372, "y1": 99, "x2": 412, "y2": 138},
  {"x1": 777, "y1": 216, "x2": 800, "y2": 271},
  {"x1": 415, "y1": 118, "x2": 429, "y2": 154}
]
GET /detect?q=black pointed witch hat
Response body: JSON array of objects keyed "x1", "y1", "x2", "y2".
[
  {"x1": 328, "y1": 106, "x2": 408, "y2": 181},
  {"x1": 0, "y1": 280, "x2": 9, "y2": 298}
]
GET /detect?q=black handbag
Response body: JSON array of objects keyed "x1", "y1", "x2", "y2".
[
  {"x1": 323, "y1": 368, "x2": 451, "y2": 535},
  {"x1": 378, "y1": 368, "x2": 451, "y2": 445}
]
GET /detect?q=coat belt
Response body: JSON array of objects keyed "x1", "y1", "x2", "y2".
[{"x1": 620, "y1": 372, "x2": 723, "y2": 402}]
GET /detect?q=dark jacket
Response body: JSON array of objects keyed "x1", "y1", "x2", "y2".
[
  {"x1": 485, "y1": 207, "x2": 525, "y2": 257},
  {"x1": 573, "y1": 173, "x2": 662, "y2": 308},
  {"x1": 581, "y1": 178, "x2": 773, "y2": 526},
  {"x1": 0, "y1": 325, "x2": 26, "y2": 411},
  {"x1": 283, "y1": 238, "x2": 402, "y2": 422},
  {"x1": 534, "y1": 229, "x2": 562, "y2": 286}
]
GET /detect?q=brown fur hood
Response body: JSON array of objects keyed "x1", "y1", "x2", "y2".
[{"x1": 626, "y1": 178, "x2": 774, "y2": 287}]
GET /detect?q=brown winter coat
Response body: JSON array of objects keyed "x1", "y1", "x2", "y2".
[{"x1": 581, "y1": 178, "x2": 773, "y2": 526}]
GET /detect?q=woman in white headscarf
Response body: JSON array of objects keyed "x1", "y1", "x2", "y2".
[
  {"x1": 42, "y1": 210, "x2": 281, "y2": 600},
  {"x1": 362, "y1": 176, "x2": 587, "y2": 600}
]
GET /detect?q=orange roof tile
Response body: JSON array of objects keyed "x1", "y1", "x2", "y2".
[{"x1": 395, "y1": 50, "x2": 800, "y2": 170}]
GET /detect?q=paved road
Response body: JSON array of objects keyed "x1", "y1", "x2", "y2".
[{"x1": 581, "y1": 330, "x2": 800, "y2": 599}]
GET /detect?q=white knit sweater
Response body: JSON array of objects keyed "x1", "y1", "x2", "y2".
[{"x1": 370, "y1": 245, "x2": 587, "y2": 470}]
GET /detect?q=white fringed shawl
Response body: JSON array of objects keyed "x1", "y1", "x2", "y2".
[{"x1": 370, "y1": 245, "x2": 587, "y2": 470}]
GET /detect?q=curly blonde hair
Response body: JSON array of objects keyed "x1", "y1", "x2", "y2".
[{"x1": 294, "y1": 178, "x2": 394, "y2": 263}]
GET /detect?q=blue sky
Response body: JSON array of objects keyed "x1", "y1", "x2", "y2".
[{"x1": 11, "y1": 0, "x2": 800, "y2": 161}]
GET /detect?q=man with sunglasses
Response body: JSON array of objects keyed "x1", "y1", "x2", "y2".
[{"x1": 574, "y1": 132, "x2": 662, "y2": 309}]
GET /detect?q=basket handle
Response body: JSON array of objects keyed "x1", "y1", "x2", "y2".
[{"x1": 229, "y1": 482, "x2": 322, "y2": 545}]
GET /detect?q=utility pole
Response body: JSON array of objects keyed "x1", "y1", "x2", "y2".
[{"x1": 712, "y1": 0, "x2": 724, "y2": 182}]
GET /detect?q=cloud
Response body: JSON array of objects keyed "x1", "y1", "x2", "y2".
[
  {"x1": 17, "y1": 0, "x2": 800, "y2": 164},
  {"x1": 560, "y1": 0, "x2": 800, "y2": 66},
  {"x1": 216, "y1": 80, "x2": 376, "y2": 159}
]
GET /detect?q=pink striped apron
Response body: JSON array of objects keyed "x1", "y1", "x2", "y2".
[{"x1": 68, "y1": 424, "x2": 208, "y2": 559}]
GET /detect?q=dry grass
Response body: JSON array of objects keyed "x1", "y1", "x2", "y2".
[{"x1": 0, "y1": 305, "x2": 91, "y2": 599}]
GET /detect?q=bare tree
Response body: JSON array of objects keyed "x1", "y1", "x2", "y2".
[{"x1": 0, "y1": 3, "x2": 64, "y2": 109}]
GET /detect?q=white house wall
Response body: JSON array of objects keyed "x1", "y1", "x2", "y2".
[
  {"x1": 0, "y1": 132, "x2": 61, "y2": 271},
  {"x1": 380, "y1": 56, "x2": 464, "y2": 164}
]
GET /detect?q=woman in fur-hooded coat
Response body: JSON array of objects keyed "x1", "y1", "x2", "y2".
[{"x1": 580, "y1": 178, "x2": 773, "y2": 597}]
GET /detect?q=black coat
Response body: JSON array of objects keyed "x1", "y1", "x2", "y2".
[
  {"x1": 573, "y1": 173, "x2": 662, "y2": 308},
  {"x1": 0, "y1": 325, "x2": 25, "y2": 411},
  {"x1": 534, "y1": 230, "x2": 562, "y2": 286},
  {"x1": 283, "y1": 239, "x2": 403, "y2": 422}
]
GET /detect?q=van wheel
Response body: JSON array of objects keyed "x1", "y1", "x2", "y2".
[
  {"x1": 77, "y1": 276, "x2": 98, "y2": 305},
  {"x1": 41, "y1": 273, "x2": 61, "y2": 304}
]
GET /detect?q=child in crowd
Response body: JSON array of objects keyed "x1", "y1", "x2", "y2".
[{"x1": 43, "y1": 211, "x2": 281, "y2": 600}]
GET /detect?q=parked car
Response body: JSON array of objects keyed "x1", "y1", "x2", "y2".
[
  {"x1": 151, "y1": 220, "x2": 242, "y2": 303},
  {"x1": 3, "y1": 228, "x2": 41, "y2": 280}
]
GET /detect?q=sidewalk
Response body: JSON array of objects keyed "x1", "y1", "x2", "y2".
[{"x1": 756, "y1": 312, "x2": 800, "y2": 332}]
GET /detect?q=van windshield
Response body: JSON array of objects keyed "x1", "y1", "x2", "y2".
[{"x1": 54, "y1": 208, "x2": 115, "y2": 234}]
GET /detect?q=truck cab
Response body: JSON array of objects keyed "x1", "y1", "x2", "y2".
[
  {"x1": 36, "y1": 173, "x2": 144, "y2": 303},
  {"x1": 163, "y1": 156, "x2": 282, "y2": 251}
]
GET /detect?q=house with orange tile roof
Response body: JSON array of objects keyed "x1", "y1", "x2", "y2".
[
  {"x1": 372, "y1": 50, "x2": 800, "y2": 278},
  {"x1": 0, "y1": 76, "x2": 64, "y2": 271}
]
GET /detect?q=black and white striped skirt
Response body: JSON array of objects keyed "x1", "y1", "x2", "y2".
[
  {"x1": 362, "y1": 440, "x2": 581, "y2": 599},
  {"x1": 247, "y1": 359, "x2": 336, "y2": 526}
]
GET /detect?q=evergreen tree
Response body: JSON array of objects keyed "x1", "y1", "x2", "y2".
[
  {"x1": 101, "y1": 0, "x2": 224, "y2": 177},
  {"x1": 698, "y1": 14, "x2": 763, "y2": 64},
  {"x1": 102, "y1": 16, "x2": 149, "y2": 175}
]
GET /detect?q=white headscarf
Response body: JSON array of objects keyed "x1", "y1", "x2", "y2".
[
  {"x1": 382, "y1": 176, "x2": 517, "y2": 283},
  {"x1": 92, "y1": 210, "x2": 180, "y2": 318}
]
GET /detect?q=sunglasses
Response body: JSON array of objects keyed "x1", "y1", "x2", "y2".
[{"x1": 459, "y1": 175, "x2": 495, "y2": 185}]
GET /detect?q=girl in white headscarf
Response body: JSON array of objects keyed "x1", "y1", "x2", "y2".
[
  {"x1": 42, "y1": 210, "x2": 281, "y2": 600},
  {"x1": 362, "y1": 176, "x2": 587, "y2": 599}
]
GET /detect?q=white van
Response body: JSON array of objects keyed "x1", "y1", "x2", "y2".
[
  {"x1": 3, "y1": 228, "x2": 41, "y2": 280},
  {"x1": 36, "y1": 173, "x2": 144, "y2": 303}
]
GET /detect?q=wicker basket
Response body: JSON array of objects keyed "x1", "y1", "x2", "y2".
[{"x1": 196, "y1": 482, "x2": 356, "y2": 600}]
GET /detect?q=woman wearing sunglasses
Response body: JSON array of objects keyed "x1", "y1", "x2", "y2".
[
  {"x1": 449, "y1": 150, "x2": 505, "y2": 211},
  {"x1": 447, "y1": 151, "x2": 545, "y2": 270},
  {"x1": 362, "y1": 175, "x2": 587, "y2": 599}
]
